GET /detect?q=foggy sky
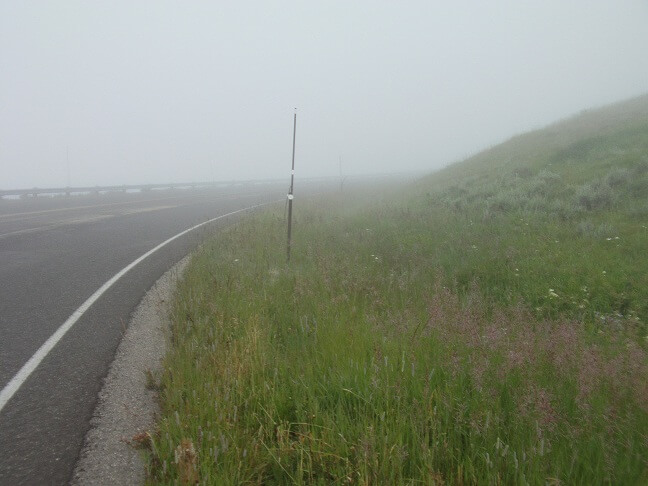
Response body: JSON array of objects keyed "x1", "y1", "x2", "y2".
[{"x1": 2, "y1": 1, "x2": 648, "y2": 189}]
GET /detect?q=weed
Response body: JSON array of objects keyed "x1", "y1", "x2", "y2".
[{"x1": 144, "y1": 369, "x2": 160, "y2": 391}]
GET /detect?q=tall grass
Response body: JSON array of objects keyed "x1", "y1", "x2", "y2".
[
  {"x1": 146, "y1": 192, "x2": 646, "y2": 484},
  {"x1": 146, "y1": 97, "x2": 648, "y2": 483}
]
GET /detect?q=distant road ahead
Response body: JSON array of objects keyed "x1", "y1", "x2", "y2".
[{"x1": 0, "y1": 185, "x2": 283, "y2": 484}]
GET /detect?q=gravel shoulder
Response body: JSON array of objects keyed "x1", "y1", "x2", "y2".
[{"x1": 72, "y1": 255, "x2": 190, "y2": 485}]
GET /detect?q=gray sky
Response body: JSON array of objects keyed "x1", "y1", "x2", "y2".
[{"x1": 2, "y1": 1, "x2": 648, "y2": 189}]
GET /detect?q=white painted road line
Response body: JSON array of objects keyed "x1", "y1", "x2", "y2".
[
  {"x1": 0, "y1": 224, "x2": 61, "y2": 239},
  {"x1": 0, "y1": 215, "x2": 117, "y2": 239},
  {"x1": 0, "y1": 206, "x2": 181, "y2": 239},
  {"x1": 0, "y1": 202, "x2": 274, "y2": 413},
  {"x1": 0, "y1": 191, "x2": 265, "y2": 220},
  {"x1": 0, "y1": 195, "x2": 189, "y2": 220}
]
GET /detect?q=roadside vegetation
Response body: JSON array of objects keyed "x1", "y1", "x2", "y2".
[{"x1": 146, "y1": 96, "x2": 648, "y2": 484}]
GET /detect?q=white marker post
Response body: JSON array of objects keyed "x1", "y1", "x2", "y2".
[{"x1": 286, "y1": 109, "x2": 297, "y2": 262}]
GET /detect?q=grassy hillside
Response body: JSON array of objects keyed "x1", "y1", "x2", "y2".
[
  {"x1": 409, "y1": 94, "x2": 648, "y2": 329},
  {"x1": 145, "y1": 96, "x2": 648, "y2": 484}
]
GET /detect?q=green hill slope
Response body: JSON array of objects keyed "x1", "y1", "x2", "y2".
[
  {"x1": 424, "y1": 93, "x2": 648, "y2": 183},
  {"x1": 418, "y1": 95, "x2": 648, "y2": 218},
  {"x1": 147, "y1": 96, "x2": 648, "y2": 484},
  {"x1": 407, "y1": 94, "x2": 648, "y2": 328}
]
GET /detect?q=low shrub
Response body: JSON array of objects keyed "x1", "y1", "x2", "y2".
[{"x1": 575, "y1": 181, "x2": 613, "y2": 211}]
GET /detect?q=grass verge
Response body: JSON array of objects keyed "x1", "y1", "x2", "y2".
[
  {"x1": 146, "y1": 191, "x2": 646, "y2": 484},
  {"x1": 146, "y1": 97, "x2": 648, "y2": 483}
]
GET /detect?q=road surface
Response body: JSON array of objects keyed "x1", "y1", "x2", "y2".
[{"x1": 0, "y1": 185, "x2": 283, "y2": 484}]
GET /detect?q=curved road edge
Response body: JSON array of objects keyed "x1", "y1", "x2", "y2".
[
  {"x1": 0, "y1": 202, "x2": 275, "y2": 413},
  {"x1": 71, "y1": 254, "x2": 190, "y2": 485}
]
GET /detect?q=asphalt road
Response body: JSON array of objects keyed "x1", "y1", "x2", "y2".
[{"x1": 0, "y1": 185, "x2": 284, "y2": 485}]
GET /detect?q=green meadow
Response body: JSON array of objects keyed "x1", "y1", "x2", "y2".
[{"x1": 146, "y1": 95, "x2": 648, "y2": 484}]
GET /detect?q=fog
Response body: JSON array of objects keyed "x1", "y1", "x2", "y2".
[{"x1": 2, "y1": 1, "x2": 648, "y2": 189}]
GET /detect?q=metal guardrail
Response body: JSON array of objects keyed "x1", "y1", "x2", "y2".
[
  {"x1": 0, "y1": 172, "x2": 419, "y2": 199},
  {"x1": 0, "y1": 179, "x2": 285, "y2": 198}
]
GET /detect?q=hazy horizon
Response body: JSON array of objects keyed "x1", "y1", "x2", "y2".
[{"x1": 2, "y1": 1, "x2": 648, "y2": 189}]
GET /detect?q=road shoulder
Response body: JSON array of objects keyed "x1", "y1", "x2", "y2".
[{"x1": 72, "y1": 255, "x2": 190, "y2": 485}]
